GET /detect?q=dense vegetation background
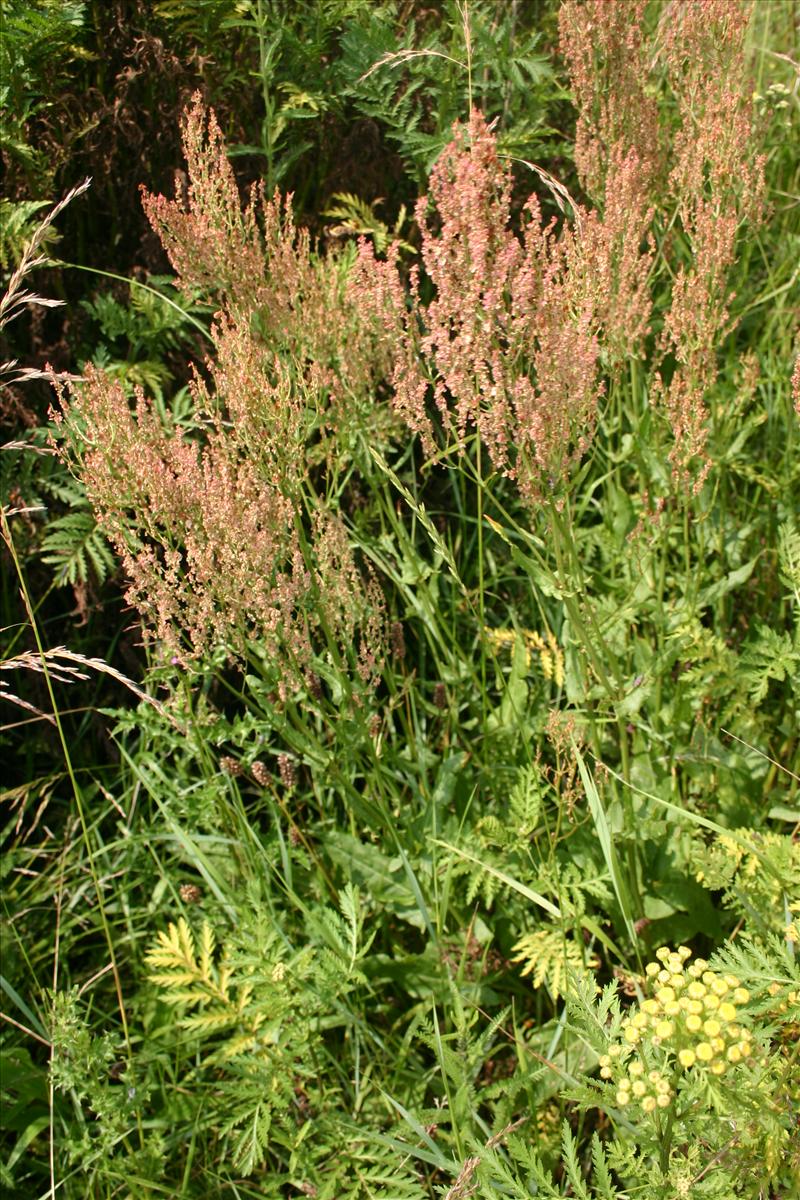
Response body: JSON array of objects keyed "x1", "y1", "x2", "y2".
[{"x1": 1, "y1": 1, "x2": 799, "y2": 1197}]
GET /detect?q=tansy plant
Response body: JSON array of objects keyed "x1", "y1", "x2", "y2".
[{"x1": 555, "y1": 941, "x2": 800, "y2": 1197}]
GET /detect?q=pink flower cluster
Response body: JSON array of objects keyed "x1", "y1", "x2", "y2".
[
  {"x1": 352, "y1": 110, "x2": 653, "y2": 504},
  {"x1": 560, "y1": 0, "x2": 766, "y2": 488},
  {"x1": 53, "y1": 98, "x2": 391, "y2": 690}
]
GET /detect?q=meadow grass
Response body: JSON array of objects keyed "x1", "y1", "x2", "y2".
[{"x1": 1, "y1": 2, "x2": 799, "y2": 1197}]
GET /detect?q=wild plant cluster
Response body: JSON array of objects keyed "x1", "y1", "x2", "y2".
[{"x1": 2, "y1": 1, "x2": 799, "y2": 1198}]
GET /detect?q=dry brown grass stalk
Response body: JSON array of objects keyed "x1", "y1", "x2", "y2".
[{"x1": 0, "y1": 641, "x2": 170, "y2": 726}]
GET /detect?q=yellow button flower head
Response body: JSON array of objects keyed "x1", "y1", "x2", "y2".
[{"x1": 608, "y1": 947, "x2": 755, "y2": 1095}]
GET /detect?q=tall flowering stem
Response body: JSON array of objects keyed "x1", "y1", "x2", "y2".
[
  {"x1": 53, "y1": 98, "x2": 391, "y2": 695},
  {"x1": 558, "y1": 0, "x2": 662, "y2": 204},
  {"x1": 560, "y1": 0, "x2": 766, "y2": 487},
  {"x1": 658, "y1": 0, "x2": 765, "y2": 487},
  {"x1": 352, "y1": 110, "x2": 652, "y2": 507}
]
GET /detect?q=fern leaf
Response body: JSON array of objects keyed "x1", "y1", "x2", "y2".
[
  {"x1": 160, "y1": 989, "x2": 208, "y2": 1007},
  {"x1": 145, "y1": 971, "x2": 201, "y2": 990},
  {"x1": 149, "y1": 917, "x2": 197, "y2": 969},
  {"x1": 180, "y1": 1009, "x2": 239, "y2": 1033},
  {"x1": 199, "y1": 920, "x2": 214, "y2": 983},
  {"x1": 590, "y1": 1133, "x2": 622, "y2": 1199},
  {"x1": 175, "y1": 916, "x2": 196, "y2": 964},
  {"x1": 41, "y1": 509, "x2": 115, "y2": 586},
  {"x1": 778, "y1": 519, "x2": 800, "y2": 605},
  {"x1": 742, "y1": 623, "x2": 800, "y2": 704},
  {"x1": 561, "y1": 1122, "x2": 592, "y2": 1200},
  {"x1": 228, "y1": 1101, "x2": 272, "y2": 1175},
  {"x1": 511, "y1": 928, "x2": 596, "y2": 999},
  {"x1": 508, "y1": 763, "x2": 544, "y2": 836}
]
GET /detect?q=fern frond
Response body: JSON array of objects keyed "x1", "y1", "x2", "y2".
[
  {"x1": 778, "y1": 519, "x2": 800, "y2": 606},
  {"x1": 145, "y1": 917, "x2": 196, "y2": 971},
  {"x1": 589, "y1": 1132, "x2": 623, "y2": 1198},
  {"x1": 741, "y1": 624, "x2": 800, "y2": 704},
  {"x1": 181, "y1": 1009, "x2": 239, "y2": 1033},
  {"x1": 145, "y1": 971, "x2": 200, "y2": 990},
  {"x1": 41, "y1": 509, "x2": 116, "y2": 586},
  {"x1": 509, "y1": 763, "x2": 544, "y2": 836},
  {"x1": 226, "y1": 1100, "x2": 272, "y2": 1175},
  {"x1": 511, "y1": 928, "x2": 597, "y2": 999},
  {"x1": 710, "y1": 932, "x2": 800, "y2": 991},
  {"x1": 218, "y1": 1033, "x2": 259, "y2": 1059},
  {"x1": 159, "y1": 989, "x2": 207, "y2": 1007},
  {"x1": 199, "y1": 920, "x2": 214, "y2": 981},
  {"x1": 560, "y1": 1121, "x2": 592, "y2": 1200}
]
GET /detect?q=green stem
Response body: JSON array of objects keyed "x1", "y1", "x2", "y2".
[
  {"x1": 476, "y1": 437, "x2": 488, "y2": 732},
  {"x1": 0, "y1": 509, "x2": 143, "y2": 1149}
]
